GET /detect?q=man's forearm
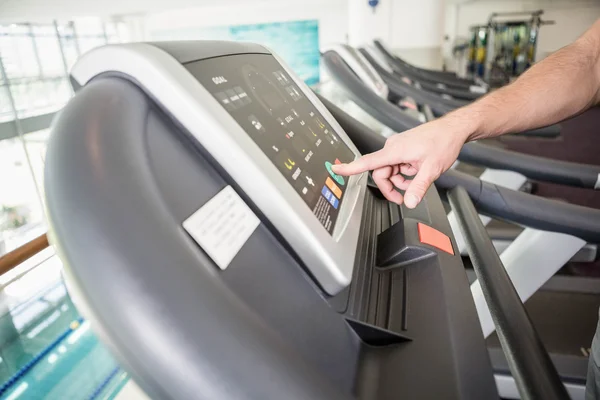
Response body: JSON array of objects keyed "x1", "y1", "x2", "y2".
[{"x1": 448, "y1": 19, "x2": 600, "y2": 142}]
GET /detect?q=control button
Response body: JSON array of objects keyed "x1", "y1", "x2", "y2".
[
  {"x1": 417, "y1": 223, "x2": 454, "y2": 255},
  {"x1": 225, "y1": 89, "x2": 239, "y2": 110},
  {"x1": 292, "y1": 168, "x2": 301, "y2": 180},
  {"x1": 321, "y1": 186, "x2": 339, "y2": 209},
  {"x1": 321, "y1": 186, "x2": 332, "y2": 200},
  {"x1": 325, "y1": 177, "x2": 343, "y2": 199},
  {"x1": 215, "y1": 92, "x2": 232, "y2": 110},
  {"x1": 248, "y1": 115, "x2": 265, "y2": 133},
  {"x1": 305, "y1": 174, "x2": 315, "y2": 187},
  {"x1": 328, "y1": 196, "x2": 339, "y2": 209},
  {"x1": 325, "y1": 161, "x2": 345, "y2": 186},
  {"x1": 334, "y1": 158, "x2": 341, "y2": 165}
]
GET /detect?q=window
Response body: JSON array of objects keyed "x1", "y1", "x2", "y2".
[{"x1": 0, "y1": 19, "x2": 128, "y2": 258}]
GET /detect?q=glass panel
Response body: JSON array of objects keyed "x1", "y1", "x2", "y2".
[
  {"x1": 77, "y1": 37, "x2": 108, "y2": 55},
  {"x1": 0, "y1": 85, "x2": 14, "y2": 122},
  {"x1": 10, "y1": 78, "x2": 70, "y2": 118},
  {"x1": 22, "y1": 129, "x2": 50, "y2": 204},
  {"x1": 0, "y1": 137, "x2": 45, "y2": 257},
  {"x1": 0, "y1": 35, "x2": 39, "y2": 80},
  {"x1": 55, "y1": 21, "x2": 75, "y2": 38},
  {"x1": 35, "y1": 36, "x2": 65, "y2": 77},
  {"x1": 60, "y1": 37, "x2": 79, "y2": 70},
  {"x1": 30, "y1": 24, "x2": 55, "y2": 37},
  {"x1": 73, "y1": 18, "x2": 105, "y2": 36},
  {"x1": 7, "y1": 24, "x2": 29, "y2": 36}
]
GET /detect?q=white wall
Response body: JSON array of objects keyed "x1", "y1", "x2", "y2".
[
  {"x1": 391, "y1": 0, "x2": 444, "y2": 49},
  {"x1": 347, "y1": 0, "x2": 394, "y2": 47},
  {"x1": 348, "y1": 0, "x2": 444, "y2": 50},
  {"x1": 446, "y1": 1, "x2": 600, "y2": 60},
  {"x1": 536, "y1": 5, "x2": 600, "y2": 58}
]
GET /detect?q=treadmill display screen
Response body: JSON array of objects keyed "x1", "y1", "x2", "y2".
[{"x1": 187, "y1": 54, "x2": 355, "y2": 234}]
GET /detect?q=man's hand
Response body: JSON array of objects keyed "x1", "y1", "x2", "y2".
[{"x1": 332, "y1": 117, "x2": 471, "y2": 208}]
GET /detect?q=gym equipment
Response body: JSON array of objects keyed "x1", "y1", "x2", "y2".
[
  {"x1": 362, "y1": 44, "x2": 563, "y2": 138},
  {"x1": 45, "y1": 41, "x2": 597, "y2": 399},
  {"x1": 463, "y1": 10, "x2": 555, "y2": 84},
  {"x1": 371, "y1": 39, "x2": 487, "y2": 101},
  {"x1": 466, "y1": 25, "x2": 489, "y2": 77}
]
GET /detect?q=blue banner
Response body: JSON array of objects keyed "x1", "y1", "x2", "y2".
[{"x1": 151, "y1": 20, "x2": 321, "y2": 85}]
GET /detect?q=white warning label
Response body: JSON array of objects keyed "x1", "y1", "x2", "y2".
[{"x1": 183, "y1": 185, "x2": 260, "y2": 270}]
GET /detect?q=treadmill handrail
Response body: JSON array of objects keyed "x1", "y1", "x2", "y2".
[
  {"x1": 447, "y1": 186, "x2": 570, "y2": 400},
  {"x1": 362, "y1": 48, "x2": 562, "y2": 139},
  {"x1": 439, "y1": 169, "x2": 600, "y2": 243},
  {"x1": 461, "y1": 142, "x2": 600, "y2": 189},
  {"x1": 321, "y1": 51, "x2": 421, "y2": 132},
  {"x1": 373, "y1": 40, "x2": 475, "y2": 91},
  {"x1": 416, "y1": 79, "x2": 483, "y2": 101},
  {"x1": 321, "y1": 98, "x2": 600, "y2": 244},
  {"x1": 359, "y1": 49, "x2": 468, "y2": 113}
]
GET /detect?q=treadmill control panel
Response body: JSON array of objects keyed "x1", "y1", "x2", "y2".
[{"x1": 187, "y1": 54, "x2": 355, "y2": 233}]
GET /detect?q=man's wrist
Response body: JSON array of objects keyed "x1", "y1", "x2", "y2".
[{"x1": 442, "y1": 106, "x2": 484, "y2": 143}]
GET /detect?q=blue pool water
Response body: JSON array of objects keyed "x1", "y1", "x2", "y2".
[{"x1": 0, "y1": 282, "x2": 127, "y2": 400}]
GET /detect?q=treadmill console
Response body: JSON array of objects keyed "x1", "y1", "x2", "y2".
[
  {"x1": 69, "y1": 42, "x2": 367, "y2": 295},
  {"x1": 187, "y1": 55, "x2": 355, "y2": 233}
]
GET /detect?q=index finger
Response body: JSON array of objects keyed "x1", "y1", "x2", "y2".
[{"x1": 332, "y1": 149, "x2": 394, "y2": 176}]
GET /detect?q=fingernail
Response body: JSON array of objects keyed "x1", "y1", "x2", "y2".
[
  {"x1": 331, "y1": 164, "x2": 343, "y2": 172},
  {"x1": 405, "y1": 194, "x2": 419, "y2": 209}
]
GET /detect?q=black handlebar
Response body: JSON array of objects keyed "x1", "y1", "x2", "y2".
[
  {"x1": 357, "y1": 49, "x2": 468, "y2": 114},
  {"x1": 358, "y1": 49, "x2": 563, "y2": 139},
  {"x1": 373, "y1": 40, "x2": 476, "y2": 91},
  {"x1": 438, "y1": 169, "x2": 600, "y2": 243},
  {"x1": 461, "y1": 142, "x2": 600, "y2": 189},
  {"x1": 447, "y1": 186, "x2": 570, "y2": 400},
  {"x1": 415, "y1": 78, "x2": 483, "y2": 101},
  {"x1": 321, "y1": 51, "x2": 421, "y2": 132}
]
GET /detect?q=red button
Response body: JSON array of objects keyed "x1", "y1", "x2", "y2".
[
  {"x1": 334, "y1": 158, "x2": 341, "y2": 165},
  {"x1": 418, "y1": 223, "x2": 454, "y2": 255}
]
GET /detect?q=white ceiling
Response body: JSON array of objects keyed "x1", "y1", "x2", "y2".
[{"x1": 1, "y1": 0, "x2": 597, "y2": 23}]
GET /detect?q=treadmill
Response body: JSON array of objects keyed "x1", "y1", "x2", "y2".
[
  {"x1": 371, "y1": 39, "x2": 487, "y2": 101},
  {"x1": 362, "y1": 45, "x2": 563, "y2": 139},
  {"x1": 45, "y1": 41, "x2": 595, "y2": 399}
]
